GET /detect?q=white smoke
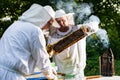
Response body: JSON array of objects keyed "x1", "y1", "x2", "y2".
[
  {"x1": 83, "y1": 15, "x2": 100, "y2": 34},
  {"x1": 56, "y1": 0, "x2": 77, "y2": 13},
  {"x1": 96, "y1": 29, "x2": 110, "y2": 48},
  {"x1": 55, "y1": 0, "x2": 110, "y2": 48},
  {"x1": 76, "y1": 3, "x2": 92, "y2": 23},
  {"x1": 84, "y1": 15, "x2": 100, "y2": 24},
  {"x1": 56, "y1": 1, "x2": 94, "y2": 24}
]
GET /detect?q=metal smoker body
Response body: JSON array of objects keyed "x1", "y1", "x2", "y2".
[{"x1": 100, "y1": 48, "x2": 115, "y2": 76}]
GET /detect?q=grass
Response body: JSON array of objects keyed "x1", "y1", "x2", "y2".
[{"x1": 85, "y1": 58, "x2": 120, "y2": 76}]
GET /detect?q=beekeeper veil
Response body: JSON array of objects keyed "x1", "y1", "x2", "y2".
[
  {"x1": 19, "y1": 4, "x2": 60, "y2": 29},
  {"x1": 55, "y1": 9, "x2": 75, "y2": 26}
]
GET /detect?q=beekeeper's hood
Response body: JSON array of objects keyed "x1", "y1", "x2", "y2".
[
  {"x1": 19, "y1": 4, "x2": 60, "y2": 29},
  {"x1": 55, "y1": 9, "x2": 74, "y2": 18},
  {"x1": 55, "y1": 9, "x2": 75, "y2": 25}
]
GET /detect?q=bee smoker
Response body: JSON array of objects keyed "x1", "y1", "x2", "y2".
[{"x1": 100, "y1": 48, "x2": 115, "y2": 76}]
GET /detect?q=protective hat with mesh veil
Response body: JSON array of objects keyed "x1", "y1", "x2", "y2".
[
  {"x1": 55, "y1": 9, "x2": 75, "y2": 26},
  {"x1": 44, "y1": 6, "x2": 60, "y2": 28},
  {"x1": 55, "y1": 9, "x2": 74, "y2": 18}
]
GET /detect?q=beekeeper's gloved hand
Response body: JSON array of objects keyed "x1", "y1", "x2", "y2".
[
  {"x1": 45, "y1": 73, "x2": 58, "y2": 80},
  {"x1": 42, "y1": 67, "x2": 58, "y2": 80}
]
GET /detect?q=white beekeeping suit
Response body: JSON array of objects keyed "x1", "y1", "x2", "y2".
[
  {"x1": 47, "y1": 9, "x2": 100, "y2": 80},
  {"x1": 0, "y1": 4, "x2": 59, "y2": 80},
  {"x1": 76, "y1": 15, "x2": 100, "y2": 78}
]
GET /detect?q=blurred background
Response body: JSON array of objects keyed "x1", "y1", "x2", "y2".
[{"x1": 0, "y1": 0, "x2": 120, "y2": 76}]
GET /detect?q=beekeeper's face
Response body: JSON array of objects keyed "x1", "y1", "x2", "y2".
[
  {"x1": 56, "y1": 16, "x2": 69, "y2": 27},
  {"x1": 42, "y1": 18, "x2": 54, "y2": 30}
]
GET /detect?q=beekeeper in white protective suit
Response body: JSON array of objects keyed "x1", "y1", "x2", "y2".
[
  {"x1": 47, "y1": 9, "x2": 100, "y2": 79},
  {"x1": 0, "y1": 3, "x2": 60, "y2": 80}
]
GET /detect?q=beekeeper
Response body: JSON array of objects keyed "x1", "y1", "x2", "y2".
[
  {"x1": 0, "y1": 3, "x2": 60, "y2": 80},
  {"x1": 47, "y1": 9, "x2": 100, "y2": 79}
]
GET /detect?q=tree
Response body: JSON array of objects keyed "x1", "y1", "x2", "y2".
[
  {"x1": 0, "y1": 0, "x2": 53, "y2": 37},
  {"x1": 0, "y1": 0, "x2": 120, "y2": 76},
  {"x1": 85, "y1": 0, "x2": 120, "y2": 59}
]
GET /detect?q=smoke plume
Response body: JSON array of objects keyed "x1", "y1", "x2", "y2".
[
  {"x1": 96, "y1": 29, "x2": 110, "y2": 48},
  {"x1": 55, "y1": 0, "x2": 110, "y2": 48}
]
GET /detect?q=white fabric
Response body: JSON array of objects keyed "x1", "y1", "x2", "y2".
[
  {"x1": 0, "y1": 3, "x2": 56, "y2": 80},
  {"x1": 44, "y1": 6, "x2": 60, "y2": 28},
  {"x1": 19, "y1": 4, "x2": 59, "y2": 28},
  {"x1": 56, "y1": 26, "x2": 72, "y2": 36},
  {"x1": 47, "y1": 15, "x2": 100, "y2": 78},
  {"x1": 49, "y1": 9, "x2": 75, "y2": 35},
  {"x1": 55, "y1": 9, "x2": 74, "y2": 18},
  {"x1": 48, "y1": 26, "x2": 86, "y2": 77},
  {"x1": 67, "y1": 14, "x2": 75, "y2": 26}
]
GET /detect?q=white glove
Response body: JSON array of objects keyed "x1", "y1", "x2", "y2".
[
  {"x1": 43, "y1": 67, "x2": 58, "y2": 80},
  {"x1": 45, "y1": 73, "x2": 58, "y2": 80},
  {"x1": 81, "y1": 25, "x2": 94, "y2": 33},
  {"x1": 51, "y1": 66, "x2": 57, "y2": 75}
]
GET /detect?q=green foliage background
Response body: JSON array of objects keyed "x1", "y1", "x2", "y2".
[{"x1": 0, "y1": 0, "x2": 120, "y2": 76}]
